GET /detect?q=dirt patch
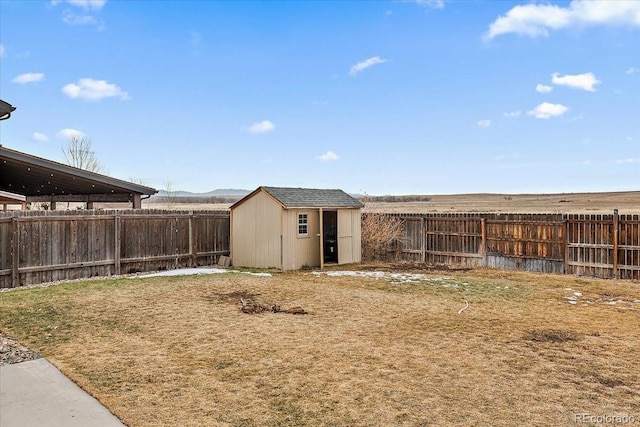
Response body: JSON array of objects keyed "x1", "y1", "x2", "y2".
[
  {"x1": 206, "y1": 290, "x2": 308, "y2": 315},
  {"x1": 593, "y1": 374, "x2": 626, "y2": 388},
  {"x1": 207, "y1": 290, "x2": 261, "y2": 304},
  {"x1": 524, "y1": 329, "x2": 582, "y2": 343}
]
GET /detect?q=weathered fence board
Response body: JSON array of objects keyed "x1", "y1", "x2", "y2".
[
  {"x1": 390, "y1": 212, "x2": 639, "y2": 280},
  {"x1": 566, "y1": 214, "x2": 615, "y2": 278},
  {"x1": 424, "y1": 216, "x2": 484, "y2": 267},
  {"x1": 485, "y1": 215, "x2": 565, "y2": 274},
  {"x1": 616, "y1": 215, "x2": 639, "y2": 280},
  {"x1": 0, "y1": 210, "x2": 230, "y2": 288}
]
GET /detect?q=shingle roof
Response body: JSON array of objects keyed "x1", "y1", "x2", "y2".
[{"x1": 236, "y1": 186, "x2": 363, "y2": 209}]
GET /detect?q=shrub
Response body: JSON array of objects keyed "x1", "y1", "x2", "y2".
[{"x1": 361, "y1": 213, "x2": 405, "y2": 261}]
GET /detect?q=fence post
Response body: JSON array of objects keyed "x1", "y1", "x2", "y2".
[
  {"x1": 480, "y1": 218, "x2": 487, "y2": 267},
  {"x1": 421, "y1": 217, "x2": 426, "y2": 263},
  {"x1": 562, "y1": 218, "x2": 569, "y2": 275},
  {"x1": 114, "y1": 215, "x2": 121, "y2": 275},
  {"x1": 189, "y1": 212, "x2": 196, "y2": 267},
  {"x1": 612, "y1": 209, "x2": 619, "y2": 279},
  {"x1": 11, "y1": 216, "x2": 19, "y2": 288}
]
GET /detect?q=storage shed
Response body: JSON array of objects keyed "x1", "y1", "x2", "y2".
[{"x1": 230, "y1": 186, "x2": 363, "y2": 270}]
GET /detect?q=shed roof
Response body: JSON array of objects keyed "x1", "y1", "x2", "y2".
[
  {"x1": 0, "y1": 146, "x2": 157, "y2": 201},
  {"x1": 232, "y1": 186, "x2": 364, "y2": 209}
]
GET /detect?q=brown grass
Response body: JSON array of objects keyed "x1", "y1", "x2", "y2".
[{"x1": 1, "y1": 268, "x2": 639, "y2": 426}]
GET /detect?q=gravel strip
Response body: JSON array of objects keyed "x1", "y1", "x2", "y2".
[{"x1": 0, "y1": 333, "x2": 40, "y2": 366}]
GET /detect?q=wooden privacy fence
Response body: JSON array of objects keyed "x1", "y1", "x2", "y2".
[
  {"x1": 2, "y1": 209, "x2": 638, "y2": 288},
  {"x1": 0, "y1": 209, "x2": 230, "y2": 288},
  {"x1": 391, "y1": 212, "x2": 640, "y2": 280}
]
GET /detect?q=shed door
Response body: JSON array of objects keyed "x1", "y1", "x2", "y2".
[
  {"x1": 337, "y1": 210, "x2": 354, "y2": 264},
  {"x1": 323, "y1": 210, "x2": 338, "y2": 264}
]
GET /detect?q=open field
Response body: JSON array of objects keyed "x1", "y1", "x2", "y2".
[
  {"x1": 363, "y1": 191, "x2": 639, "y2": 215},
  {"x1": 140, "y1": 191, "x2": 639, "y2": 214},
  {"x1": 1, "y1": 266, "x2": 638, "y2": 426}
]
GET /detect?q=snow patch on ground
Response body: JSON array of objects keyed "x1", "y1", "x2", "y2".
[
  {"x1": 563, "y1": 289, "x2": 639, "y2": 310},
  {"x1": 134, "y1": 268, "x2": 272, "y2": 278},
  {"x1": 313, "y1": 271, "x2": 465, "y2": 287}
]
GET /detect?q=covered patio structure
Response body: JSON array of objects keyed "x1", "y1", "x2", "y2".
[{"x1": 0, "y1": 146, "x2": 157, "y2": 209}]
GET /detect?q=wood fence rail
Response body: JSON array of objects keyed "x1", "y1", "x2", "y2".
[
  {"x1": 387, "y1": 212, "x2": 639, "y2": 280},
  {"x1": 0, "y1": 209, "x2": 230, "y2": 288}
]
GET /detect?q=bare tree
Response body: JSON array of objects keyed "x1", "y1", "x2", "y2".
[
  {"x1": 163, "y1": 180, "x2": 176, "y2": 208},
  {"x1": 62, "y1": 135, "x2": 105, "y2": 173}
]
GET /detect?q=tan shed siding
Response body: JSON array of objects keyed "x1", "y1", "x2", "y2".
[
  {"x1": 338, "y1": 209, "x2": 361, "y2": 264},
  {"x1": 352, "y1": 209, "x2": 362, "y2": 263},
  {"x1": 282, "y1": 209, "x2": 320, "y2": 270},
  {"x1": 231, "y1": 191, "x2": 282, "y2": 268}
]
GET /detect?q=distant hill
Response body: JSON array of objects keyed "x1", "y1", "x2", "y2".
[{"x1": 156, "y1": 189, "x2": 250, "y2": 197}]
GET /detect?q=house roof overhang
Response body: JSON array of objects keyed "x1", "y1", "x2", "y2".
[
  {"x1": 0, "y1": 146, "x2": 157, "y2": 203},
  {"x1": 0, "y1": 99, "x2": 16, "y2": 121},
  {"x1": 0, "y1": 190, "x2": 26, "y2": 204}
]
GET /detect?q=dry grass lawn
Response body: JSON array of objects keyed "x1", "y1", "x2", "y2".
[{"x1": 1, "y1": 267, "x2": 639, "y2": 426}]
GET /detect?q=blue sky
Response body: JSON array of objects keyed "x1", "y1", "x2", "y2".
[{"x1": 1, "y1": 0, "x2": 638, "y2": 195}]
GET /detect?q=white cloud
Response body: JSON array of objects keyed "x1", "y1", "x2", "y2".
[
  {"x1": 56, "y1": 128, "x2": 86, "y2": 139},
  {"x1": 319, "y1": 151, "x2": 340, "y2": 162},
  {"x1": 349, "y1": 56, "x2": 387, "y2": 76},
  {"x1": 536, "y1": 83, "x2": 553, "y2": 93},
  {"x1": 405, "y1": 0, "x2": 445, "y2": 9},
  {"x1": 32, "y1": 132, "x2": 49, "y2": 142},
  {"x1": 62, "y1": 12, "x2": 96, "y2": 25},
  {"x1": 62, "y1": 78, "x2": 129, "y2": 101},
  {"x1": 626, "y1": 67, "x2": 640, "y2": 75},
  {"x1": 486, "y1": 4, "x2": 571, "y2": 39},
  {"x1": 527, "y1": 102, "x2": 569, "y2": 119},
  {"x1": 503, "y1": 110, "x2": 522, "y2": 118},
  {"x1": 51, "y1": 0, "x2": 106, "y2": 10},
  {"x1": 616, "y1": 158, "x2": 640, "y2": 164},
  {"x1": 485, "y1": 0, "x2": 640, "y2": 39},
  {"x1": 477, "y1": 119, "x2": 492, "y2": 128},
  {"x1": 552, "y1": 72, "x2": 600, "y2": 91},
  {"x1": 53, "y1": 1, "x2": 106, "y2": 28},
  {"x1": 12, "y1": 72, "x2": 45, "y2": 84},
  {"x1": 0, "y1": 44, "x2": 4, "y2": 58},
  {"x1": 246, "y1": 120, "x2": 275, "y2": 134}
]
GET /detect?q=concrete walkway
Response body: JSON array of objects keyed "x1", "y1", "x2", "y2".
[{"x1": 0, "y1": 358, "x2": 125, "y2": 427}]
